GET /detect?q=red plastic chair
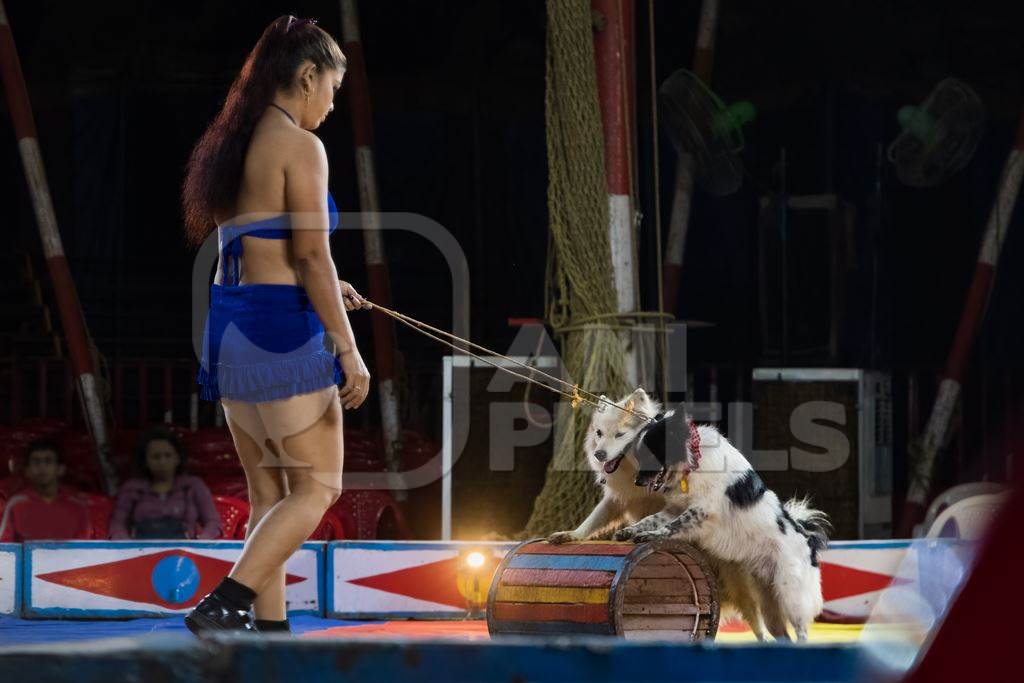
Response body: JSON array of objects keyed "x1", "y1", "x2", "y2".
[
  {"x1": 110, "y1": 427, "x2": 144, "y2": 479},
  {"x1": 77, "y1": 492, "x2": 114, "y2": 539},
  {"x1": 332, "y1": 490, "x2": 410, "y2": 540},
  {"x1": 205, "y1": 476, "x2": 249, "y2": 500},
  {"x1": 184, "y1": 428, "x2": 242, "y2": 478},
  {"x1": 212, "y1": 495, "x2": 250, "y2": 540},
  {"x1": 58, "y1": 431, "x2": 103, "y2": 492},
  {"x1": 308, "y1": 509, "x2": 346, "y2": 540},
  {"x1": 11, "y1": 416, "x2": 69, "y2": 438},
  {"x1": 332, "y1": 503, "x2": 357, "y2": 539},
  {"x1": 342, "y1": 428, "x2": 388, "y2": 472}
]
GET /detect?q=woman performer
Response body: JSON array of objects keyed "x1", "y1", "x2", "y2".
[{"x1": 180, "y1": 15, "x2": 370, "y2": 634}]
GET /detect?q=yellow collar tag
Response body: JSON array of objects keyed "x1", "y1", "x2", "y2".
[{"x1": 679, "y1": 478, "x2": 689, "y2": 494}]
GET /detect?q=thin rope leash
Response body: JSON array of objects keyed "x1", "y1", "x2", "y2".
[{"x1": 354, "y1": 297, "x2": 655, "y2": 424}]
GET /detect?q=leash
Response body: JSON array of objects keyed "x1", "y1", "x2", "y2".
[{"x1": 352, "y1": 296, "x2": 655, "y2": 424}]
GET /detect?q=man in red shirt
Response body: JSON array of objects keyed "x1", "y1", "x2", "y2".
[{"x1": 0, "y1": 438, "x2": 92, "y2": 541}]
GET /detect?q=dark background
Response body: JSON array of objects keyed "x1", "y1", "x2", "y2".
[{"x1": 3, "y1": 1, "x2": 1023, "y2": 528}]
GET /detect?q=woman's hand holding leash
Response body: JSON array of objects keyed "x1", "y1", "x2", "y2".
[{"x1": 340, "y1": 280, "x2": 371, "y2": 311}]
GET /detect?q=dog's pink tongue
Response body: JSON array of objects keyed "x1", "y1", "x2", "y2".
[{"x1": 603, "y1": 458, "x2": 620, "y2": 474}]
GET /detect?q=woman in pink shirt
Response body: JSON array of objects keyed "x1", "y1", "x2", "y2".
[{"x1": 109, "y1": 428, "x2": 222, "y2": 539}]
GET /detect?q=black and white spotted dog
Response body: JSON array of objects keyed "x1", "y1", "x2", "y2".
[
  {"x1": 616, "y1": 402, "x2": 831, "y2": 641},
  {"x1": 547, "y1": 388, "x2": 773, "y2": 640}
]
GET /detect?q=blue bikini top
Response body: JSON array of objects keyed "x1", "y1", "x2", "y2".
[{"x1": 219, "y1": 191, "x2": 339, "y2": 286}]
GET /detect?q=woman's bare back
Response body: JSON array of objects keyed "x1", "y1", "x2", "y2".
[{"x1": 213, "y1": 112, "x2": 314, "y2": 287}]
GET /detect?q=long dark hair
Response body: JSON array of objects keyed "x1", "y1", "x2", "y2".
[
  {"x1": 134, "y1": 427, "x2": 186, "y2": 480},
  {"x1": 181, "y1": 15, "x2": 347, "y2": 246}
]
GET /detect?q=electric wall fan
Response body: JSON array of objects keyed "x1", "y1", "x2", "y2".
[
  {"x1": 887, "y1": 78, "x2": 984, "y2": 187},
  {"x1": 658, "y1": 68, "x2": 756, "y2": 196}
]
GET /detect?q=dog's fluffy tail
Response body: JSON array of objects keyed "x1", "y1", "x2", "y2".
[{"x1": 784, "y1": 496, "x2": 831, "y2": 552}]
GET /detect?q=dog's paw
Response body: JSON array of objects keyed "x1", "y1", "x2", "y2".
[
  {"x1": 632, "y1": 530, "x2": 669, "y2": 544},
  {"x1": 546, "y1": 531, "x2": 579, "y2": 545},
  {"x1": 613, "y1": 527, "x2": 638, "y2": 541}
]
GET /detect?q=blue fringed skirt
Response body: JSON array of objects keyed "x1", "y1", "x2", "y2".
[{"x1": 196, "y1": 283, "x2": 344, "y2": 403}]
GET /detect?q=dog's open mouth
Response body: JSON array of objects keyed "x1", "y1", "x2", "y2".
[{"x1": 603, "y1": 453, "x2": 625, "y2": 474}]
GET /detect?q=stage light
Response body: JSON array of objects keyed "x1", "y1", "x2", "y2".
[
  {"x1": 456, "y1": 548, "x2": 497, "y2": 618},
  {"x1": 466, "y1": 551, "x2": 485, "y2": 569}
]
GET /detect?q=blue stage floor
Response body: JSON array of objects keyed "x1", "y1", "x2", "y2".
[
  {"x1": 0, "y1": 615, "x2": 911, "y2": 682},
  {"x1": 0, "y1": 614, "x2": 378, "y2": 645}
]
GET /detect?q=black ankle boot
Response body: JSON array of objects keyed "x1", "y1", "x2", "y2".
[{"x1": 184, "y1": 591, "x2": 257, "y2": 634}]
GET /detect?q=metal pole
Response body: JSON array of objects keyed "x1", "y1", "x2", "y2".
[
  {"x1": 0, "y1": 1, "x2": 116, "y2": 494},
  {"x1": 899, "y1": 112, "x2": 1024, "y2": 535},
  {"x1": 662, "y1": 0, "x2": 719, "y2": 314},
  {"x1": 339, "y1": 0, "x2": 405, "y2": 499},
  {"x1": 592, "y1": 0, "x2": 639, "y2": 386}
]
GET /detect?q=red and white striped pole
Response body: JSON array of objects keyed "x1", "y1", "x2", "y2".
[
  {"x1": 0, "y1": 1, "x2": 116, "y2": 494},
  {"x1": 592, "y1": 0, "x2": 639, "y2": 386},
  {"x1": 662, "y1": 0, "x2": 719, "y2": 314},
  {"x1": 339, "y1": 0, "x2": 404, "y2": 497},
  {"x1": 899, "y1": 113, "x2": 1024, "y2": 536}
]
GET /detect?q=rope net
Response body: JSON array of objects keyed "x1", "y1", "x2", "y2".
[{"x1": 517, "y1": 0, "x2": 631, "y2": 538}]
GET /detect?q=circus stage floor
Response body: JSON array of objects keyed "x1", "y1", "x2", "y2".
[
  {"x1": 0, "y1": 614, "x2": 919, "y2": 683},
  {"x1": 0, "y1": 614, "x2": 874, "y2": 645}
]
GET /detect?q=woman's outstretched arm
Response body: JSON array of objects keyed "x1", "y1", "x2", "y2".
[{"x1": 286, "y1": 132, "x2": 371, "y2": 409}]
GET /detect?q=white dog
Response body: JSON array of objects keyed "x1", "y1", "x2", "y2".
[
  {"x1": 614, "y1": 389, "x2": 830, "y2": 641},
  {"x1": 547, "y1": 388, "x2": 770, "y2": 640}
]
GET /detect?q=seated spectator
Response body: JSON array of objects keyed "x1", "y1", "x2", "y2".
[
  {"x1": 109, "y1": 427, "x2": 222, "y2": 539},
  {"x1": 0, "y1": 438, "x2": 92, "y2": 541}
]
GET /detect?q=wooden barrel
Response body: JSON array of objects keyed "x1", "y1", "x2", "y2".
[{"x1": 486, "y1": 538, "x2": 720, "y2": 641}]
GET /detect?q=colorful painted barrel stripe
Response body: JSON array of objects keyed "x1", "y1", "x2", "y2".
[
  {"x1": 506, "y1": 554, "x2": 626, "y2": 571},
  {"x1": 494, "y1": 585, "x2": 610, "y2": 604},
  {"x1": 491, "y1": 602, "x2": 608, "y2": 623},
  {"x1": 499, "y1": 568, "x2": 614, "y2": 588}
]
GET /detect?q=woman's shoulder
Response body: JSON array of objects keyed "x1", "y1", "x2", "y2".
[{"x1": 252, "y1": 119, "x2": 323, "y2": 168}]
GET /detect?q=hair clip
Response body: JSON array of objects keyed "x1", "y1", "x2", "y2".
[{"x1": 285, "y1": 16, "x2": 318, "y2": 32}]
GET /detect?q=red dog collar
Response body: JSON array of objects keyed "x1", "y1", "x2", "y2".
[
  {"x1": 679, "y1": 418, "x2": 702, "y2": 493},
  {"x1": 688, "y1": 417, "x2": 702, "y2": 468}
]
